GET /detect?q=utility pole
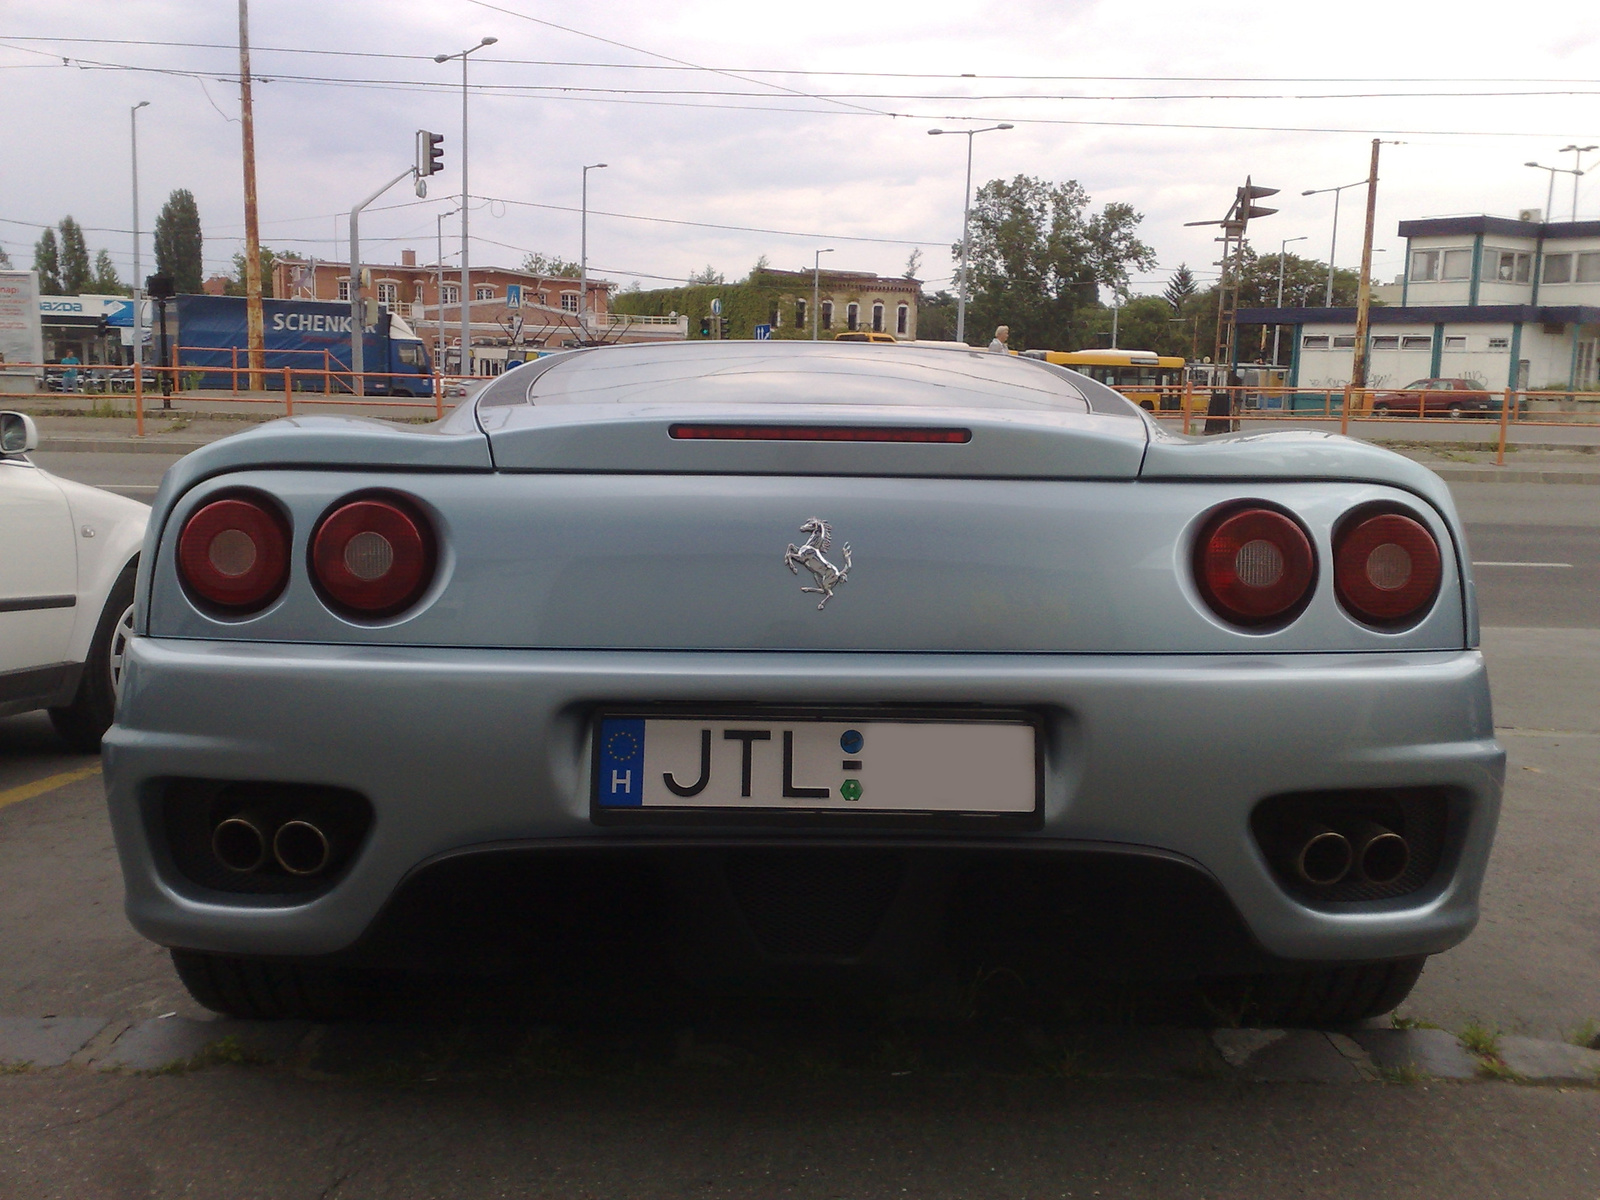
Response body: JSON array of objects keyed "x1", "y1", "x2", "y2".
[
  {"x1": 238, "y1": 0, "x2": 265, "y2": 390},
  {"x1": 348, "y1": 164, "x2": 419, "y2": 395},
  {"x1": 1350, "y1": 139, "x2": 1383, "y2": 390},
  {"x1": 1186, "y1": 177, "x2": 1278, "y2": 373}
]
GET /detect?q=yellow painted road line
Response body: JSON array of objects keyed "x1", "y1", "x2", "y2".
[{"x1": 0, "y1": 763, "x2": 102, "y2": 812}]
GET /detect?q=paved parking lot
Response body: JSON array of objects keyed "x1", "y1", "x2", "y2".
[{"x1": 2, "y1": 464, "x2": 1597, "y2": 1197}]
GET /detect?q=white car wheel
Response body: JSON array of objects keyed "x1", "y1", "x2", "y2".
[{"x1": 109, "y1": 601, "x2": 136, "y2": 700}]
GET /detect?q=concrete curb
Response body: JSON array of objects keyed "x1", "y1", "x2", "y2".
[
  {"x1": 1427, "y1": 466, "x2": 1600, "y2": 485},
  {"x1": 4, "y1": 1017, "x2": 1599, "y2": 1083},
  {"x1": 37, "y1": 436, "x2": 216, "y2": 455}
]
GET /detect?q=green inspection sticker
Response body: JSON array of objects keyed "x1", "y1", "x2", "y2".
[{"x1": 840, "y1": 779, "x2": 863, "y2": 802}]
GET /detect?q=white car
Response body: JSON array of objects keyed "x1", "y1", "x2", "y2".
[{"x1": 1, "y1": 411, "x2": 147, "y2": 751}]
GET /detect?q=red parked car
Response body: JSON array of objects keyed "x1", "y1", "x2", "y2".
[{"x1": 1370, "y1": 378, "x2": 1500, "y2": 418}]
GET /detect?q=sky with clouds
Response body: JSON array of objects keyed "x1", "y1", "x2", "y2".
[{"x1": 3, "y1": 0, "x2": 1597, "y2": 305}]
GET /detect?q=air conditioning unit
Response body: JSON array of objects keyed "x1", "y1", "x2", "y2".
[{"x1": 1518, "y1": 208, "x2": 1543, "y2": 223}]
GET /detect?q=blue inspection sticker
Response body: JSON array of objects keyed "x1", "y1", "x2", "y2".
[
  {"x1": 839, "y1": 729, "x2": 864, "y2": 755},
  {"x1": 597, "y1": 718, "x2": 646, "y2": 807}
]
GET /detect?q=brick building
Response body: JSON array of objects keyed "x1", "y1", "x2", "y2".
[{"x1": 271, "y1": 251, "x2": 683, "y2": 373}]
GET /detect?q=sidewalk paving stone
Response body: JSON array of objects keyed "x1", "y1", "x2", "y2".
[
  {"x1": 1058, "y1": 1026, "x2": 1227, "y2": 1079},
  {"x1": 96, "y1": 1017, "x2": 311, "y2": 1072},
  {"x1": 1350, "y1": 1028, "x2": 1480, "y2": 1079},
  {"x1": 1211, "y1": 1029, "x2": 1371, "y2": 1082},
  {"x1": 0, "y1": 1017, "x2": 108, "y2": 1068},
  {"x1": 1496, "y1": 1036, "x2": 1600, "y2": 1083}
]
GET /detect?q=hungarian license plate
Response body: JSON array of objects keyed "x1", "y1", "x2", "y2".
[{"x1": 593, "y1": 712, "x2": 1039, "y2": 817}]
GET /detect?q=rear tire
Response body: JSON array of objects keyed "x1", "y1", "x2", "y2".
[
  {"x1": 1448, "y1": 403, "x2": 1463, "y2": 419},
  {"x1": 170, "y1": 949, "x2": 367, "y2": 1020},
  {"x1": 48, "y1": 564, "x2": 136, "y2": 754},
  {"x1": 1205, "y1": 956, "x2": 1426, "y2": 1027},
  {"x1": 1372, "y1": 403, "x2": 1388, "y2": 416}
]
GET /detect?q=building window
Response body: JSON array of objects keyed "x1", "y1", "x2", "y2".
[
  {"x1": 821, "y1": 300, "x2": 833, "y2": 330},
  {"x1": 1301, "y1": 335, "x2": 1330, "y2": 350},
  {"x1": 871, "y1": 302, "x2": 884, "y2": 333},
  {"x1": 1578, "y1": 252, "x2": 1600, "y2": 283},
  {"x1": 897, "y1": 304, "x2": 908, "y2": 335},
  {"x1": 337, "y1": 280, "x2": 350, "y2": 301},
  {"x1": 560, "y1": 292, "x2": 579, "y2": 312},
  {"x1": 1444, "y1": 335, "x2": 1467, "y2": 350},
  {"x1": 1486, "y1": 248, "x2": 1533, "y2": 283},
  {"x1": 795, "y1": 298, "x2": 807, "y2": 329},
  {"x1": 1401, "y1": 335, "x2": 1432, "y2": 350},
  {"x1": 846, "y1": 302, "x2": 859, "y2": 331},
  {"x1": 1332, "y1": 335, "x2": 1356, "y2": 349},
  {"x1": 377, "y1": 282, "x2": 398, "y2": 305},
  {"x1": 413, "y1": 282, "x2": 426, "y2": 301},
  {"x1": 1371, "y1": 335, "x2": 1400, "y2": 350},
  {"x1": 1543, "y1": 253, "x2": 1573, "y2": 284},
  {"x1": 771, "y1": 305, "x2": 781, "y2": 329},
  {"x1": 442, "y1": 284, "x2": 459, "y2": 304},
  {"x1": 1440, "y1": 250, "x2": 1473, "y2": 281},
  {"x1": 1408, "y1": 250, "x2": 1439, "y2": 282},
  {"x1": 476, "y1": 285, "x2": 494, "y2": 301},
  {"x1": 1487, "y1": 336, "x2": 1510, "y2": 350}
]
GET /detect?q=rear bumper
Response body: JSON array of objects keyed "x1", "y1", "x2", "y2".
[{"x1": 103, "y1": 637, "x2": 1504, "y2": 968}]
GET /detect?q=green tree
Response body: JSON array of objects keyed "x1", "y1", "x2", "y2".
[
  {"x1": 916, "y1": 289, "x2": 956, "y2": 341},
  {"x1": 687, "y1": 264, "x2": 724, "y2": 286},
  {"x1": 58, "y1": 217, "x2": 93, "y2": 294},
  {"x1": 903, "y1": 248, "x2": 923, "y2": 280},
  {"x1": 958, "y1": 175, "x2": 1157, "y2": 350},
  {"x1": 1163, "y1": 263, "x2": 1198, "y2": 311},
  {"x1": 520, "y1": 252, "x2": 580, "y2": 278},
  {"x1": 0, "y1": 246, "x2": 11, "y2": 269},
  {"x1": 90, "y1": 249, "x2": 128, "y2": 295},
  {"x1": 33, "y1": 228, "x2": 62, "y2": 294},
  {"x1": 225, "y1": 246, "x2": 295, "y2": 298},
  {"x1": 154, "y1": 189, "x2": 204, "y2": 294}
]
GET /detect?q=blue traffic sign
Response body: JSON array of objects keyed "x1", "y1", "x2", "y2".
[{"x1": 754, "y1": 324, "x2": 772, "y2": 340}]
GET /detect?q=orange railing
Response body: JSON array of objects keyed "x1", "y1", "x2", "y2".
[{"x1": 1115, "y1": 382, "x2": 1600, "y2": 465}]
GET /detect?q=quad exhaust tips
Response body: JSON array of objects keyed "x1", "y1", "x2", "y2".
[
  {"x1": 1292, "y1": 822, "x2": 1410, "y2": 888},
  {"x1": 211, "y1": 813, "x2": 332, "y2": 877}
]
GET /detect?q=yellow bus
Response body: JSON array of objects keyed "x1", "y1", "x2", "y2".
[{"x1": 1022, "y1": 348, "x2": 1192, "y2": 411}]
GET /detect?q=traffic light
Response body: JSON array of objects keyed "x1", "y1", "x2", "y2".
[
  {"x1": 416, "y1": 130, "x2": 445, "y2": 177},
  {"x1": 719, "y1": 317, "x2": 730, "y2": 340},
  {"x1": 1235, "y1": 181, "x2": 1279, "y2": 221},
  {"x1": 699, "y1": 316, "x2": 711, "y2": 338}
]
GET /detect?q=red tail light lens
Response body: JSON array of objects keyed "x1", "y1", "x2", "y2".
[
  {"x1": 1195, "y1": 505, "x2": 1316, "y2": 627},
  {"x1": 177, "y1": 493, "x2": 291, "y2": 614},
  {"x1": 1334, "y1": 509, "x2": 1442, "y2": 627},
  {"x1": 311, "y1": 494, "x2": 435, "y2": 618}
]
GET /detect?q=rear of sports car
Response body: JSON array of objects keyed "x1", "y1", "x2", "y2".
[{"x1": 103, "y1": 343, "x2": 1504, "y2": 1022}]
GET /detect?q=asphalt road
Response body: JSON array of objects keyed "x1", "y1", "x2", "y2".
[{"x1": 3, "y1": 457, "x2": 1597, "y2": 1197}]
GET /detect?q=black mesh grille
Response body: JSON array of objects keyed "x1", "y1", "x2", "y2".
[
  {"x1": 723, "y1": 850, "x2": 905, "y2": 959},
  {"x1": 1251, "y1": 787, "x2": 1452, "y2": 904}
]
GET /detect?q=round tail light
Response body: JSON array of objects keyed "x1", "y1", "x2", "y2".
[
  {"x1": 1334, "y1": 509, "x2": 1442, "y2": 627},
  {"x1": 177, "y1": 493, "x2": 291, "y2": 614},
  {"x1": 1195, "y1": 505, "x2": 1316, "y2": 627},
  {"x1": 311, "y1": 494, "x2": 435, "y2": 618}
]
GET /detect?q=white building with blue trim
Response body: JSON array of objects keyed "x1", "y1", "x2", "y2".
[{"x1": 1240, "y1": 215, "x2": 1600, "y2": 393}]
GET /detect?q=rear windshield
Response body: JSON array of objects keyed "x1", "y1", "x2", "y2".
[{"x1": 486, "y1": 343, "x2": 1094, "y2": 413}]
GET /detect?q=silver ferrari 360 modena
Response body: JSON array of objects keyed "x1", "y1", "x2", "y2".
[{"x1": 104, "y1": 342, "x2": 1504, "y2": 1023}]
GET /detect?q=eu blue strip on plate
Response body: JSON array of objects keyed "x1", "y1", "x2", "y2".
[{"x1": 597, "y1": 718, "x2": 646, "y2": 807}]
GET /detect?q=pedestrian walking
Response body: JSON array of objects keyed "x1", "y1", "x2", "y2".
[{"x1": 60, "y1": 351, "x2": 80, "y2": 392}]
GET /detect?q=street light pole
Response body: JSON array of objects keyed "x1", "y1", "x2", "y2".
[
  {"x1": 1302, "y1": 180, "x2": 1366, "y2": 306},
  {"x1": 928, "y1": 123, "x2": 1012, "y2": 344},
  {"x1": 435, "y1": 207, "x2": 458, "y2": 369},
  {"x1": 1273, "y1": 235, "x2": 1307, "y2": 366},
  {"x1": 1560, "y1": 144, "x2": 1598, "y2": 219},
  {"x1": 129, "y1": 101, "x2": 149, "y2": 370},
  {"x1": 812, "y1": 248, "x2": 833, "y2": 340},
  {"x1": 580, "y1": 162, "x2": 607, "y2": 342},
  {"x1": 435, "y1": 35, "x2": 497, "y2": 378}
]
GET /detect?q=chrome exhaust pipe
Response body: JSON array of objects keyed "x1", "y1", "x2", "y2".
[
  {"x1": 272, "y1": 819, "x2": 332, "y2": 877},
  {"x1": 1353, "y1": 822, "x2": 1410, "y2": 885},
  {"x1": 212, "y1": 814, "x2": 268, "y2": 873},
  {"x1": 1294, "y1": 825, "x2": 1353, "y2": 886}
]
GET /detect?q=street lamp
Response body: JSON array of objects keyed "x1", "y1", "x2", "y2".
[
  {"x1": 1560, "y1": 144, "x2": 1598, "y2": 219},
  {"x1": 435, "y1": 35, "x2": 497, "y2": 376},
  {"x1": 1302, "y1": 179, "x2": 1367, "y2": 306},
  {"x1": 812, "y1": 248, "x2": 833, "y2": 341},
  {"x1": 435, "y1": 207, "x2": 458, "y2": 368},
  {"x1": 928, "y1": 123, "x2": 1013, "y2": 343},
  {"x1": 130, "y1": 101, "x2": 150, "y2": 371},
  {"x1": 1525, "y1": 161, "x2": 1576, "y2": 224},
  {"x1": 581, "y1": 162, "x2": 607, "y2": 339},
  {"x1": 1272, "y1": 235, "x2": 1307, "y2": 366}
]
